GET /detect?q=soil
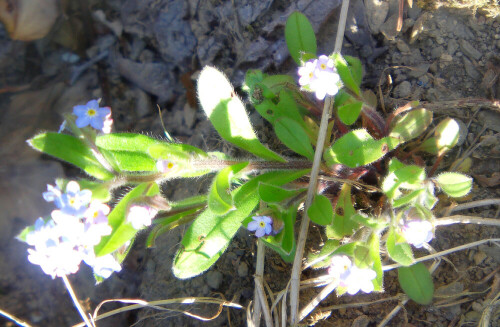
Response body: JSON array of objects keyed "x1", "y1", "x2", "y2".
[{"x1": 0, "y1": 0, "x2": 499, "y2": 326}]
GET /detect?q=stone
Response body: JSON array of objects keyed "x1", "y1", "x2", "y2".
[
  {"x1": 463, "y1": 58, "x2": 481, "y2": 80},
  {"x1": 431, "y1": 46, "x2": 444, "y2": 59},
  {"x1": 154, "y1": 1, "x2": 197, "y2": 64},
  {"x1": 393, "y1": 81, "x2": 412, "y2": 98},
  {"x1": 380, "y1": 13, "x2": 400, "y2": 41},
  {"x1": 473, "y1": 251, "x2": 487, "y2": 265},
  {"x1": 364, "y1": 0, "x2": 389, "y2": 34},
  {"x1": 396, "y1": 39, "x2": 410, "y2": 53},
  {"x1": 237, "y1": 262, "x2": 248, "y2": 277},
  {"x1": 409, "y1": 63, "x2": 430, "y2": 78},
  {"x1": 447, "y1": 39, "x2": 459, "y2": 55},
  {"x1": 460, "y1": 39, "x2": 482, "y2": 60},
  {"x1": 206, "y1": 270, "x2": 223, "y2": 289}
]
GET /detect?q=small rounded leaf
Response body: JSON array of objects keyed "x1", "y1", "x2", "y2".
[
  {"x1": 435, "y1": 118, "x2": 460, "y2": 154},
  {"x1": 435, "y1": 172, "x2": 472, "y2": 198},
  {"x1": 398, "y1": 263, "x2": 434, "y2": 305},
  {"x1": 307, "y1": 194, "x2": 334, "y2": 226}
]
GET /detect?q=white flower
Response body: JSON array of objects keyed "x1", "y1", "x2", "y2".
[
  {"x1": 343, "y1": 266, "x2": 377, "y2": 295},
  {"x1": 86, "y1": 254, "x2": 122, "y2": 279},
  {"x1": 401, "y1": 220, "x2": 433, "y2": 248},
  {"x1": 127, "y1": 204, "x2": 158, "y2": 229},
  {"x1": 297, "y1": 55, "x2": 341, "y2": 100},
  {"x1": 82, "y1": 201, "x2": 112, "y2": 246},
  {"x1": 328, "y1": 255, "x2": 377, "y2": 295},
  {"x1": 25, "y1": 219, "x2": 84, "y2": 278}
]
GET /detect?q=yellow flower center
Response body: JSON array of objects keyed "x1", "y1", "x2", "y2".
[
  {"x1": 167, "y1": 162, "x2": 174, "y2": 169},
  {"x1": 309, "y1": 72, "x2": 313, "y2": 78},
  {"x1": 87, "y1": 109, "x2": 97, "y2": 117},
  {"x1": 320, "y1": 63, "x2": 326, "y2": 70},
  {"x1": 259, "y1": 221, "x2": 266, "y2": 228}
]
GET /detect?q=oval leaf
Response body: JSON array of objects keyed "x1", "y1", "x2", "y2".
[
  {"x1": 285, "y1": 12, "x2": 317, "y2": 65},
  {"x1": 389, "y1": 109, "x2": 433, "y2": 142},
  {"x1": 307, "y1": 194, "x2": 334, "y2": 226},
  {"x1": 386, "y1": 228, "x2": 414, "y2": 266},
  {"x1": 337, "y1": 101, "x2": 363, "y2": 125},
  {"x1": 275, "y1": 117, "x2": 314, "y2": 160},
  {"x1": 197, "y1": 66, "x2": 285, "y2": 162},
  {"x1": 435, "y1": 118, "x2": 460, "y2": 154},
  {"x1": 435, "y1": 172, "x2": 472, "y2": 198},
  {"x1": 398, "y1": 262, "x2": 434, "y2": 305},
  {"x1": 258, "y1": 183, "x2": 304, "y2": 203}
]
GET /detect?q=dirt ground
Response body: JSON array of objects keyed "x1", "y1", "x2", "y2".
[{"x1": 0, "y1": 0, "x2": 499, "y2": 326}]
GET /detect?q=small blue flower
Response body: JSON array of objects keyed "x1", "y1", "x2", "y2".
[
  {"x1": 247, "y1": 216, "x2": 273, "y2": 237},
  {"x1": 73, "y1": 99, "x2": 111, "y2": 131},
  {"x1": 58, "y1": 181, "x2": 92, "y2": 217}
]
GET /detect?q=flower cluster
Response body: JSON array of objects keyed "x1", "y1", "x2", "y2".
[
  {"x1": 328, "y1": 255, "x2": 376, "y2": 295},
  {"x1": 401, "y1": 219, "x2": 433, "y2": 248},
  {"x1": 298, "y1": 55, "x2": 340, "y2": 100},
  {"x1": 247, "y1": 215, "x2": 273, "y2": 238},
  {"x1": 73, "y1": 99, "x2": 113, "y2": 133},
  {"x1": 22, "y1": 181, "x2": 121, "y2": 279}
]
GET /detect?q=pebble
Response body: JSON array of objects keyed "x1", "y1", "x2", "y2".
[
  {"x1": 365, "y1": 0, "x2": 389, "y2": 34},
  {"x1": 463, "y1": 58, "x2": 481, "y2": 80},
  {"x1": 394, "y1": 81, "x2": 412, "y2": 98},
  {"x1": 409, "y1": 63, "x2": 430, "y2": 78},
  {"x1": 237, "y1": 262, "x2": 248, "y2": 277},
  {"x1": 396, "y1": 39, "x2": 410, "y2": 53},
  {"x1": 473, "y1": 250, "x2": 487, "y2": 265},
  {"x1": 351, "y1": 315, "x2": 370, "y2": 327},
  {"x1": 460, "y1": 39, "x2": 483, "y2": 60},
  {"x1": 206, "y1": 270, "x2": 223, "y2": 289},
  {"x1": 431, "y1": 46, "x2": 444, "y2": 59},
  {"x1": 447, "y1": 39, "x2": 459, "y2": 55}
]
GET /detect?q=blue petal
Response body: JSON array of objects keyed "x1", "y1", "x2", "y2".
[
  {"x1": 247, "y1": 221, "x2": 259, "y2": 231},
  {"x1": 90, "y1": 117, "x2": 105, "y2": 130},
  {"x1": 76, "y1": 116, "x2": 90, "y2": 128}
]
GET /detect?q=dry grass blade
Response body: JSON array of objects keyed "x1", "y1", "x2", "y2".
[{"x1": 71, "y1": 296, "x2": 242, "y2": 327}]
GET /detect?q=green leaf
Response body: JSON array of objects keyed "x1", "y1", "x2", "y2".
[
  {"x1": 285, "y1": 12, "x2": 317, "y2": 65},
  {"x1": 331, "y1": 53, "x2": 360, "y2": 96},
  {"x1": 173, "y1": 169, "x2": 309, "y2": 279},
  {"x1": 368, "y1": 233, "x2": 383, "y2": 291},
  {"x1": 307, "y1": 194, "x2": 334, "y2": 226},
  {"x1": 435, "y1": 118, "x2": 460, "y2": 154},
  {"x1": 208, "y1": 162, "x2": 248, "y2": 214},
  {"x1": 435, "y1": 172, "x2": 472, "y2": 198},
  {"x1": 337, "y1": 101, "x2": 363, "y2": 125},
  {"x1": 354, "y1": 245, "x2": 372, "y2": 268},
  {"x1": 386, "y1": 228, "x2": 414, "y2": 266},
  {"x1": 326, "y1": 184, "x2": 358, "y2": 239},
  {"x1": 147, "y1": 207, "x2": 202, "y2": 247},
  {"x1": 351, "y1": 213, "x2": 388, "y2": 229},
  {"x1": 325, "y1": 129, "x2": 400, "y2": 168},
  {"x1": 418, "y1": 137, "x2": 439, "y2": 155},
  {"x1": 344, "y1": 55, "x2": 363, "y2": 86},
  {"x1": 95, "y1": 183, "x2": 155, "y2": 256},
  {"x1": 75, "y1": 180, "x2": 111, "y2": 202},
  {"x1": 382, "y1": 162, "x2": 426, "y2": 199},
  {"x1": 258, "y1": 183, "x2": 304, "y2": 203},
  {"x1": 275, "y1": 117, "x2": 314, "y2": 160},
  {"x1": 393, "y1": 189, "x2": 425, "y2": 208},
  {"x1": 398, "y1": 263, "x2": 434, "y2": 305},
  {"x1": 308, "y1": 239, "x2": 340, "y2": 268},
  {"x1": 389, "y1": 109, "x2": 433, "y2": 142},
  {"x1": 28, "y1": 132, "x2": 114, "y2": 180},
  {"x1": 197, "y1": 66, "x2": 285, "y2": 162}
]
